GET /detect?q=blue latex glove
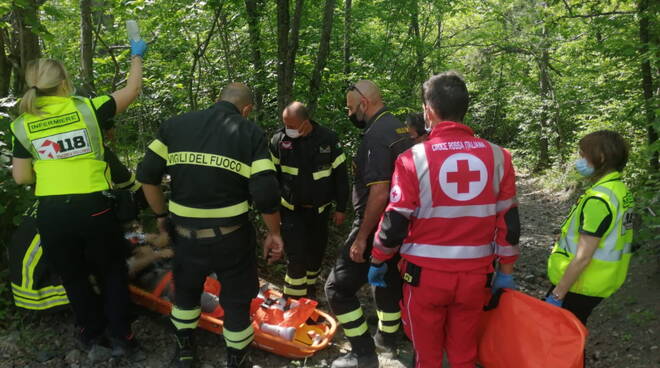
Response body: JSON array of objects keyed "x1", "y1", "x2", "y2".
[
  {"x1": 368, "y1": 262, "x2": 388, "y2": 288},
  {"x1": 130, "y1": 39, "x2": 147, "y2": 58},
  {"x1": 492, "y1": 272, "x2": 516, "y2": 293},
  {"x1": 545, "y1": 295, "x2": 564, "y2": 307}
]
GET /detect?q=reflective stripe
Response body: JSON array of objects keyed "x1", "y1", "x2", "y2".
[
  {"x1": 114, "y1": 172, "x2": 136, "y2": 189},
  {"x1": 336, "y1": 308, "x2": 363, "y2": 324},
  {"x1": 306, "y1": 269, "x2": 320, "y2": 284},
  {"x1": 495, "y1": 244, "x2": 520, "y2": 257},
  {"x1": 283, "y1": 286, "x2": 307, "y2": 296},
  {"x1": 167, "y1": 151, "x2": 251, "y2": 178},
  {"x1": 129, "y1": 180, "x2": 142, "y2": 192},
  {"x1": 343, "y1": 322, "x2": 369, "y2": 337},
  {"x1": 11, "y1": 116, "x2": 31, "y2": 156},
  {"x1": 306, "y1": 269, "x2": 320, "y2": 276},
  {"x1": 281, "y1": 165, "x2": 298, "y2": 175},
  {"x1": 496, "y1": 198, "x2": 517, "y2": 213},
  {"x1": 400, "y1": 243, "x2": 493, "y2": 259},
  {"x1": 488, "y1": 142, "x2": 504, "y2": 196},
  {"x1": 270, "y1": 153, "x2": 280, "y2": 165},
  {"x1": 412, "y1": 144, "x2": 432, "y2": 206},
  {"x1": 251, "y1": 158, "x2": 276, "y2": 175},
  {"x1": 416, "y1": 204, "x2": 496, "y2": 219},
  {"x1": 149, "y1": 139, "x2": 168, "y2": 160},
  {"x1": 14, "y1": 295, "x2": 70, "y2": 310},
  {"x1": 376, "y1": 310, "x2": 401, "y2": 322},
  {"x1": 12, "y1": 283, "x2": 67, "y2": 299},
  {"x1": 318, "y1": 202, "x2": 332, "y2": 213},
  {"x1": 285, "y1": 274, "x2": 307, "y2": 286},
  {"x1": 171, "y1": 306, "x2": 201, "y2": 330},
  {"x1": 72, "y1": 97, "x2": 104, "y2": 160},
  {"x1": 169, "y1": 200, "x2": 249, "y2": 218},
  {"x1": 373, "y1": 238, "x2": 398, "y2": 256},
  {"x1": 281, "y1": 198, "x2": 294, "y2": 210},
  {"x1": 332, "y1": 153, "x2": 346, "y2": 168},
  {"x1": 22, "y1": 234, "x2": 42, "y2": 289},
  {"x1": 378, "y1": 322, "x2": 400, "y2": 333},
  {"x1": 312, "y1": 168, "x2": 332, "y2": 180},
  {"x1": 224, "y1": 325, "x2": 254, "y2": 349}
]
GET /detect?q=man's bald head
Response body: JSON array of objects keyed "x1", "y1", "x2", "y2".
[
  {"x1": 219, "y1": 83, "x2": 254, "y2": 110},
  {"x1": 283, "y1": 101, "x2": 310, "y2": 122},
  {"x1": 346, "y1": 80, "x2": 385, "y2": 123}
]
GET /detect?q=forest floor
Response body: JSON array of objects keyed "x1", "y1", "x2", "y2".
[{"x1": 0, "y1": 175, "x2": 658, "y2": 368}]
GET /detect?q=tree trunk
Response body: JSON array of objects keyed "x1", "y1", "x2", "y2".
[
  {"x1": 639, "y1": 0, "x2": 659, "y2": 172},
  {"x1": 284, "y1": 0, "x2": 304, "y2": 108},
  {"x1": 80, "y1": 0, "x2": 95, "y2": 95},
  {"x1": 410, "y1": 0, "x2": 424, "y2": 86},
  {"x1": 14, "y1": 0, "x2": 42, "y2": 93},
  {"x1": 343, "y1": 0, "x2": 351, "y2": 81},
  {"x1": 245, "y1": 0, "x2": 266, "y2": 122},
  {"x1": 534, "y1": 23, "x2": 552, "y2": 172},
  {"x1": 276, "y1": 0, "x2": 290, "y2": 114},
  {"x1": 0, "y1": 32, "x2": 11, "y2": 97},
  {"x1": 308, "y1": 0, "x2": 336, "y2": 113}
]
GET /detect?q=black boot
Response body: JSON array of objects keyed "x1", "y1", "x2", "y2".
[
  {"x1": 307, "y1": 284, "x2": 317, "y2": 300},
  {"x1": 226, "y1": 347, "x2": 253, "y2": 368},
  {"x1": 373, "y1": 330, "x2": 398, "y2": 356},
  {"x1": 172, "y1": 329, "x2": 195, "y2": 368}
]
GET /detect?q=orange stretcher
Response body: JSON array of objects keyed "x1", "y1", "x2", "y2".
[
  {"x1": 477, "y1": 289, "x2": 588, "y2": 368},
  {"x1": 128, "y1": 274, "x2": 337, "y2": 359}
]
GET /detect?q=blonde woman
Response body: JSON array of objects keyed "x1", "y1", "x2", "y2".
[{"x1": 10, "y1": 39, "x2": 146, "y2": 357}]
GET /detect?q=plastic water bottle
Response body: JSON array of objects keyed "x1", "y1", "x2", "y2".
[
  {"x1": 260, "y1": 323, "x2": 296, "y2": 341},
  {"x1": 126, "y1": 20, "x2": 141, "y2": 42}
]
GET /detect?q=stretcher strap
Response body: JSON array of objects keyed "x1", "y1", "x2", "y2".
[{"x1": 153, "y1": 271, "x2": 173, "y2": 297}]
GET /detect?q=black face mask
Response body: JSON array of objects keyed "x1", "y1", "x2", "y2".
[{"x1": 349, "y1": 113, "x2": 366, "y2": 129}]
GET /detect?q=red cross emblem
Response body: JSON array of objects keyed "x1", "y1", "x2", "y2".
[
  {"x1": 439, "y1": 153, "x2": 488, "y2": 201},
  {"x1": 38, "y1": 140, "x2": 61, "y2": 159}
]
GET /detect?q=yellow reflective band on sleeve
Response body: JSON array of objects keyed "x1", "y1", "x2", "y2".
[
  {"x1": 336, "y1": 308, "x2": 364, "y2": 324},
  {"x1": 343, "y1": 322, "x2": 369, "y2": 337},
  {"x1": 283, "y1": 286, "x2": 308, "y2": 296},
  {"x1": 22, "y1": 234, "x2": 42, "y2": 290},
  {"x1": 285, "y1": 274, "x2": 308, "y2": 286},
  {"x1": 170, "y1": 306, "x2": 201, "y2": 330},
  {"x1": 378, "y1": 321, "x2": 401, "y2": 333},
  {"x1": 318, "y1": 202, "x2": 332, "y2": 213},
  {"x1": 148, "y1": 139, "x2": 168, "y2": 160},
  {"x1": 332, "y1": 153, "x2": 346, "y2": 168},
  {"x1": 270, "y1": 153, "x2": 280, "y2": 165},
  {"x1": 168, "y1": 152, "x2": 251, "y2": 178},
  {"x1": 376, "y1": 310, "x2": 401, "y2": 322},
  {"x1": 251, "y1": 158, "x2": 276, "y2": 175},
  {"x1": 312, "y1": 168, "x2": 332, "y2": 180},
  {"x1": 281, "y1": 165, "x2": 299, "y2": 176},
  {"x1": 366, "y1": 180, "x2": 390, "y2": 187},
  {"x1": 224, "y1": 325, "x2": 255, "y2": 349},
  {"x1": 281, "y1": 198, "x2": 295, "y2": 211},
  {"x1": 169, "y1": 200, "x2": 249, "y2": 218}
]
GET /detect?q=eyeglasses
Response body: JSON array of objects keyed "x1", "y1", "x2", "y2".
[{"x1": 346, "y1": 84, "x2": 366, "y2": 99}]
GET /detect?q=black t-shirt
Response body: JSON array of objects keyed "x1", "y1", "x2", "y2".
[
  {"x1": 11, "y1": 95, "x2": 116, "y2": 158},
  {"x1": 352, "y1": 107, "x2": 412, "y2": 217}
]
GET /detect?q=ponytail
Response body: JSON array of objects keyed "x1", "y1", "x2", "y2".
[{"x1": 19, "y1": 59, "x2": 73, "y2": 116}]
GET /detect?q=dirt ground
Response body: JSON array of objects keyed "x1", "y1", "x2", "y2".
[{"x1": 1, "y1": 175, "x2": 658, "y2": 368}]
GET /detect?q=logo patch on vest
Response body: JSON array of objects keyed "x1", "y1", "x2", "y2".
[
  {"x1": 281, "y1": 141, "x2": 293, "y2": 150},
  {"x1": 439, "y1": 153, "x2": 488, "y2": 201},
  {"x1": 390, "y1": 185, "x2": 402, "y2": 203},
  {"x1": 319, "y1": 145, "x2": 331, "y2": 154},
  {"x1": 27, "y1": 111, "x2": 80, "y2": 133},
  {"x1": 32, "y1": 129, "x2": 92, "y2": 160}
]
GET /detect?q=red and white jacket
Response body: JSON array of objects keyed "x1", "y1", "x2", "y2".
[{"x1": 372, "y1": 121, "x2": 520, "y2": 272}]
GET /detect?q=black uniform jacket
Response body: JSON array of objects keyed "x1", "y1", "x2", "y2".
[
  {"x1": 270, "y1": 121, "x2": 349, "y2": 213},
  {"x1": 137, "y1": 101, "x2": 280, "y2": 228}
]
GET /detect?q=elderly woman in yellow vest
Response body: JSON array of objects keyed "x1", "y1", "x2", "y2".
[
  {"x1": 546, "y1": 130, "x2": 634, "y2": 325},
  {"x1": 9, "y1": 39, "x2": 146, "y2": 357}
]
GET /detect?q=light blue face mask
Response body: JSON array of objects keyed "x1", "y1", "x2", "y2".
[
  {"x1": 575, "y1": 158, "x2": 595, "y2": 176},
  {"x1": 285, "y1": 128, "x2": 301, "y2": 139}
]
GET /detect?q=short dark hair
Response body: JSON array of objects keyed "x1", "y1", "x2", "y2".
[
  {"x1": 405, "y1": 113, "x2": 426, "y2": 136},
  {"x1": 579, "y1": 130, "x2": 629, "y2": 177},
  {"x1": 422, "y1": 71, "x2": 469, "y2": 122}
]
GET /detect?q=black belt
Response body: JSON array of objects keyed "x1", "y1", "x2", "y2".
[
  {"x1": 175, "y1": 224, "x2": 242, "y2": 239},
  {"x1": 38, "y1": 191, "x2": 108, "y2": 202}
]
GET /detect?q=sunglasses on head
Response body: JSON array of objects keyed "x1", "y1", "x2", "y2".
[{"x1": 346, "y1": 84, "x2": 366, "y2": 98}]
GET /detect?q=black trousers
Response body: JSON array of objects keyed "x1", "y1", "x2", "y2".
[
  {"x1": 325, "y1": 218, "x2": 402, "y2": 354},
  {"x1": 547, "y1": 286, "x2": 604, "y2": 326},
  {"x1": 37, "y1": 192, "x2": 131, "y2": 339},
  {"x1": 172, "y1": 223, "x2": 259, "y2": 334},
  {"x1": 281, "y1": 206, "x2": 330, "y2": 297}
]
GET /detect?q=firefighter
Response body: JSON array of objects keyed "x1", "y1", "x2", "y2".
[
  {"x1": 270, "y1": 101, "x2": 349, "y2": 299},
  {"x1": 546, "y1": 130, "x2": 634, "y2": 326},
  {"x1": 368, "y1": 71, "x2": 520, "y2": 368},
  {"x1": 10, "y1": 41, "x2": 145, "y2": 356},
  {"x1": 136, "y1": 83, "x2": 283, "y2": 368},
  {"x1": 325, "y1": 80, "x2": 413, "y2": 368}
]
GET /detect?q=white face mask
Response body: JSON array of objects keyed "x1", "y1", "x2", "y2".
[{"x1": 285, "y1": 128, "x2": 301, "y2": 139}]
